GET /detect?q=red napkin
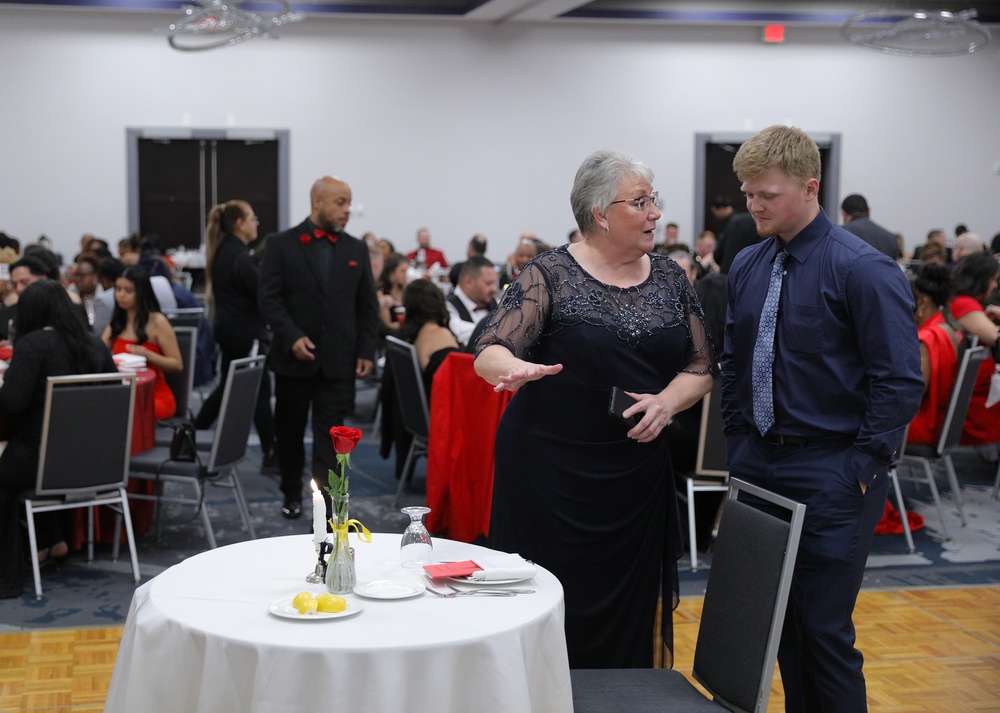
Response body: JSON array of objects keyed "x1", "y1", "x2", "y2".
[{"x1": 422, "y1": 560, "x2": 482, "y2": 579}]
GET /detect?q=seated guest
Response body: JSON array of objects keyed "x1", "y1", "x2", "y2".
[
  {"x1": 0, "y1": 280, "x2": 116, "y2": 598},
  {"x1": 406, "y1": 227, "x2": 449, "y2": 270},
  {"x1": 918, "y1": 240, "x2": 949, "y2": 266},
  {"x1": 449, "y1": 234, "x2": 489, "y2": 287},
  {"x1": 908, "y1": 265, "x2": 964, "y2": 446},
  {"x1": 69, "y1": 253, "x2": 101, "y2": 327},
  {"x1": 138, "y1": 256, "x2": 218, "y2": 388},
  {"x1": 380, "y1": 279, "x2": 459, "y2": 479},
  {"x1": 377, "y1": 253, "x2": 410, "y2": 334},
  {"x1": 92, "y1": 257, "x2": 177, "y2": 337},
  {"x1": 102, "y1": 266, "x2": 183, "y2": 421},
  {"x1": 446, "y1": 255, "x2": 498, "y2": 348},
  {"x1": 0, "y1": 255, "x2": 88, "y2": 340},
  {"x1": 948, "y1": 253, "x2": 1000, "y2": 446},
  {"x1": 499, "y1": 238, "x2": 539, "y2": 291}
]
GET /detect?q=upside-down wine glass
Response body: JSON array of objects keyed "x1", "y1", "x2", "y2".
[{"x1": 399, "y1": 506, "x2": 433, "y2": 567}]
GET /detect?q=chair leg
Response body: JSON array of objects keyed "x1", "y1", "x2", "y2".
[
  {"x1": 118, "y1": 487, "x2": 142, "y2": 584},
  {"x1": 889, "y1": 468, "x2": 915, "y2": 554},
  {"x1": 192, "y1": 480, "x2": 218, "y2": 549},
  {"x1": 686, "y1": 478, "x2": 699, "y2": 572},
  {"x1": 228, "y1": 467, "x2": 257, "y2": 539},
  {"x1": 993, "y1": 458, "x2": 1000, "y2": 500},
  {"x1": 112, "y1": 511, "x2": 122, "y2": 563},
  {"x1": 86, "y1": 507, "x2": 95, "y2": 563},
  {"x1": 24, "y1": 501, "x2": 43, "y2": 600},
  {"x1": 942, "y1": 455, "x2": 968, "y2": 527},
  {"x1": 920, "y1": 460, "x2": 951, "y2": 540},
  {"x1": 394, "y1": 442, "x2": 418, "y2": 507}
]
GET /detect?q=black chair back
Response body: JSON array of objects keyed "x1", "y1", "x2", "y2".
[
  {"x1": 163, "y1": 326, "x2": 197, "y2": 420},
  {"x1": 385, "y1": 336, "x2": 430, "y2": 441},
  {"x1": 207, "y1": 355, "x2": 265, "y2": 471},
  {"x1": 936, "y1": 345, "x2": 987, "y2": 455},
  {"x1": 695, "y1": 378, "x2": 728, "y2": 478},
  {"x1": 692, "y1": 479, "x2": 805, "y2": 712},
  {"x1": 35, "y1": 373, "x2": 136, "y2": 496}
]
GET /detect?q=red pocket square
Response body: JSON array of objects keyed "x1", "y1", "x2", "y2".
[{"x1": 348, "y1": 260, "x2": 358, "y2": 267}]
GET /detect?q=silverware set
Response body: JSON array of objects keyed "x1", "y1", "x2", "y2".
[{"x1": 425, "y1": 581, "x2": 534, "y2": 598}]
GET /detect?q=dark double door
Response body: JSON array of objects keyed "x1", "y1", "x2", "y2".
[{"x1": 133, "y1": 133, "x2": 284, "y2": 251}]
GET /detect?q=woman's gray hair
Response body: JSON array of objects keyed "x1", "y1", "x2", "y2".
[{"x1": 571, "y1": 150, "x2": 654, "y2": 236}]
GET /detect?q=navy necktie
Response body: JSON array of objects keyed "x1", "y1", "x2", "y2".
[{"x1": 751, "y1": 249, "x2": 788, "y2": 436}]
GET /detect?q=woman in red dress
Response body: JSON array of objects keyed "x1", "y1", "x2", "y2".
[
  {"x1": 908, "y1": 264, "x2": 964, "y2": 446},
  {"x1": 102, "y1": 266, "x2": 182, "y2": 420},
  {"x1": 948, "y1": 253, "x2": 1000, "y2": 445}
]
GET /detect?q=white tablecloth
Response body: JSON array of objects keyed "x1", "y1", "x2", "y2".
[{"x1": 104, "y1": 533, "x2": 572, "y2": 713}]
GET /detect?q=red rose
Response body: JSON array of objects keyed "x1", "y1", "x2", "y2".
[
  {"x1": 330, "y1": 426, "x2": 362, "y2": 455},
  {"x1": 300, "y1": 234, "x2": 311, "y2": 245}
]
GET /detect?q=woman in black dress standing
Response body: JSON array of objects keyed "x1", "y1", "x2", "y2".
[
  {"x1": 475, "y1": 150, "x2": 715, "y2": 668},
  {"x1": 0, "y1": 280, "x2": 116, "y2": 598},
  {"x1": 194, "y1": 200, "x2": 276, "y2": 469}
]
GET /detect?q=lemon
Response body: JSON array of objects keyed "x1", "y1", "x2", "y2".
[
  {"x1": 315, "y1": 593, "x2": 347, "y2": 613},
  {"x1": 292, "y1": 591, "x2": 314, "y2": 609},
  {"x1": 296, "y1": 599, "x2": 319, "y2": 615}
]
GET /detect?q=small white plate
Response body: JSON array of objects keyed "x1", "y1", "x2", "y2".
[
  {"x1": 447, "y1": 575, "x2": 533, "y2": 586},
  {"x1": 353, "y1": 579, "x2": 426, "y2": 600},
  {"x1": 268, "y1": 596, "x2": 363, "y2": 620}
]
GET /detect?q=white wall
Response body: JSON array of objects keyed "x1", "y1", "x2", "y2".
[{"x1": 2, "y1": 8, "x2": 999, "y2": 262}]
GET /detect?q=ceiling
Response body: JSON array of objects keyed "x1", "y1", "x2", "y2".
[{"x1": 3, "y1": 0, "x2": 1000, "y2": 26}]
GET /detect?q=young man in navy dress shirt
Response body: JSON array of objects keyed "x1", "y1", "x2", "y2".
[{"x1": 720, "y1": 125, "x2": 923, "y2": 713}]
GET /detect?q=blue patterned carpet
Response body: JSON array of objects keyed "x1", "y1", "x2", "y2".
[{"x1": 2, "y1": 380, "x2": 998, "y2": 630}]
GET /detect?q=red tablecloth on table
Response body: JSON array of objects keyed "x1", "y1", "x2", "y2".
[
  {"x1": 72, "y1": 369, "x2": 157, "y2": 549},
  {"x1": 426, "y1": 352, "x2": 514, "y2": 542}
]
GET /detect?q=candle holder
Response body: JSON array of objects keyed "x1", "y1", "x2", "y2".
[{"x1": 305, "y1": 540, "x2": 332, "y2": 583}]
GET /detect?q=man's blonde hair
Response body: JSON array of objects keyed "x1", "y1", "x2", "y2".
[{"x1": 733, "y1": 125, "x2": 821, "y2": 184}]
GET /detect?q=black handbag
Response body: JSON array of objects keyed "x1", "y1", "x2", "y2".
[{"x1": 169, "y1": 420, "x2": 198, "y2": 462}]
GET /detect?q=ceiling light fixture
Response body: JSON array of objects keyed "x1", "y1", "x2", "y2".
[
  {"x1": 160, "y1": 0, "x2": 303, "y2": 52},
  {"x1": 841, "y1": 7, "x2": 990, "y2": 56}
]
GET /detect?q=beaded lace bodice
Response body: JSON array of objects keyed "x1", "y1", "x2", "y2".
[{"x1": 476, "y1": 245, "x2": 716, "y2": 378}]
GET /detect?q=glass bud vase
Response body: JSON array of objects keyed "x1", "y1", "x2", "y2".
[{"x1": 325, "y1": 494, "x2": 356, "y2": 594}]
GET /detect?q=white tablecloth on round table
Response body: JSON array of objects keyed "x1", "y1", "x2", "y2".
[{"x1": 103, "y1": 533, "x2": 572, "y2": 713}]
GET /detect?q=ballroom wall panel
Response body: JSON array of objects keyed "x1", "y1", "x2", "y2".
[{"x1": 1, "y1": 8, "x2": 998, "y2": 260}]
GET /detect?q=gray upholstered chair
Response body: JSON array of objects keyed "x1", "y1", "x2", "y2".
[
  {"x1": 21, "y1": 373, "x2": 142, "y2": 599},
  {"x1": 571, "y1": 478, "x2": 806, "y2": 713}
]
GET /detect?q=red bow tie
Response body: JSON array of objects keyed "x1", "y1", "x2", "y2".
[{"x1": 314, "y1": 228, "x2": 337, "y2": 244}]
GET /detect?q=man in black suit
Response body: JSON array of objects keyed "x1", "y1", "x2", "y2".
[
  {"x1": 446, "y1": 255, "x2": 498, "y2": 349},
  {"x1": 259, "y1": 176, "x2": 379, "y2": 519}
]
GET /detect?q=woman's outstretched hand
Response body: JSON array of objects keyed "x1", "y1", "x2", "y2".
[{"x1": 494, "y1": 362, "x2": 563, "y2": 392}]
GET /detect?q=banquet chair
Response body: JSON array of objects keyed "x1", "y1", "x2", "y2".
[
  {"x1": 894, "y1": 345, "x2": 987, "y2": 537},
  {"x1": 163, "y1": 325, "x2": 197, "y2": 421},
  {"x1": 681, "y1": 379, "x2": 729, "y2": 572},
  {"x1": 385, "y1": 336, "x2": 429, "y2": 506},
  {"x1": 572, "y1": 478, "x2": 805, "y2": 713},
  {"x1": 21, "y1": 373, "x2": 141, "y2": 599},
  {"x1": 127, "y1": 355, "x2": 264, "y2": 549}
]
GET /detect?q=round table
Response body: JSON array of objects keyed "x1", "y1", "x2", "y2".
[{"x1": 104, "y1": 533, "x2": 572, "y2": 713}]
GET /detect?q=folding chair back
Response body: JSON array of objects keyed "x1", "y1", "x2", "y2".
[
  {"x1": 163, "y1": 325, "x2": 197, "y2": 420},
  {"x1": 208, "y1": 355, "x2": 265, "y2": 471},
  {"x1": 163, "y1": 307, "x2": 205, "y2": 331},
  {"x1": 385, "y1": 336, "x2": 430, "y2": 441}
]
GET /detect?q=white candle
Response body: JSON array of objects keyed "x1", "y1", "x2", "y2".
[{"x1": 311, "y1": 483, "x2": 326, "y2": 543}]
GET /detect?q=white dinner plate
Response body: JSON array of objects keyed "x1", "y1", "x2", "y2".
[
  {"x1": 268, "y1": 596, "x2": 364, "y2": 620},
  {"x1": 446, "y1": 575, "x2": 534, "y2": 586},
  {"x1": 353, "y1": 579, "x2": 426, "y2": 600}
]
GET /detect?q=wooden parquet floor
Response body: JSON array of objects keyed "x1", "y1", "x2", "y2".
[{"x1": 1, "y1": 587, "x2": 998, "y2": 712}]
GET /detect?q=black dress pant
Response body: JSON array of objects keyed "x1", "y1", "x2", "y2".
[{"x1": 273, "y1": 373, "x2": 355, "y2": 502}]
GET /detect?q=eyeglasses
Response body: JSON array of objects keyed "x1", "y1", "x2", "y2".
[
  {"x1": 608, "y1": 192, "x2": 660, "y2": 212},
  {"x1": 247, "y1": 215, "x2": 260, "y2": 224}
]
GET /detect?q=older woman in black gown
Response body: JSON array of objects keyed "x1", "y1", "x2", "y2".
[{"x1": 475, "y1": 150, "x2": 715, "y2": 668}]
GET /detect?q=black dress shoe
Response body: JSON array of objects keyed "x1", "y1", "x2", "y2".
[{"x1": 281, "y1": 499, "x2": 302, "y2": 519}]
